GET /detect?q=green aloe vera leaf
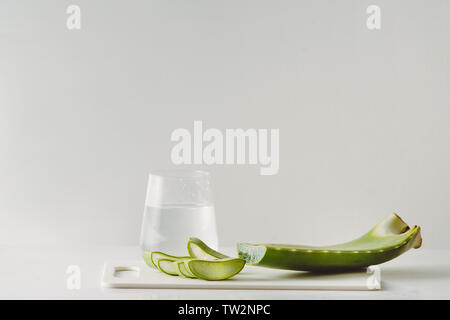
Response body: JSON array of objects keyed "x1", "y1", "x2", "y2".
[
  {"x1": 175, "y1": 260, "x2": 196, "y2": 278},
  {"x1": 157, "y1": 258, "x2": 181, "y2": 276},
  {"x1": 186, "y1": 258, "x2": 246, "y2": 281},
  {"x1": 187, "y1": 237, "x2": 229, "y2": 260},
  {"x1": 237, "y1": 213, "x2": 422, "y2": 271}
]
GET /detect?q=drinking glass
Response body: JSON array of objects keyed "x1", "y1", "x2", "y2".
[{"x1": 139, "y1": 170, "x2": 218, "y2": 256}]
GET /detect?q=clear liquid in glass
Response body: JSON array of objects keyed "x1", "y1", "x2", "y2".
[{"x1": 139, "y1": 204, "x2": 218, "y2": 256}]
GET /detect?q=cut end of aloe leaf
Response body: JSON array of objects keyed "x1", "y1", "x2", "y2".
[
  {"x1": 187, "y1": 237, "x2": 229, "y2": 260},
  {"x1": 186, "y1": 258, "x2": 246, "y2": 281},
  {"x1": 236, "y1": 243, "x2": 266, "y2": 265},
  {"x1": 237, "y1": 213, "x2": 422, "y2": 271}
]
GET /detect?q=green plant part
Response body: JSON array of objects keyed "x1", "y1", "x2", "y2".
[
  {"x1": 176, "y1": 260, "x2": 196, "y2": 278},
  {"x1": 187, "y1": 237, "x2": 229, "y2": 260},
  {"x1": 157, "y1": 258, "x2": 182, "y2": 276},
  {"x1": 142, "y1": 251, "x2": 190, "y2": 272},
  {"x1": 186, "y1": 258, "x2": 246, "y2": 281},
  {"x1": 237, "y1": 213, "x2": 422, "y2": 272},
  {"x1": 142, "y1": 250, "x2": 154, "y2": 268},
  {"x1": 149, "y1": 251, "x2": 190, "y2": 269}
]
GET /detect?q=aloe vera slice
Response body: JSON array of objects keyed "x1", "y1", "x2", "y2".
[
  {"x1": 142, "y1": 250, "x2": 154, "y2": 268},
  {"x1": 187, "y1": 237, "x2": 229, "y2": 260},
  {"x1": 175, "y1": 260, "x2": 196, "y2": 278},
  {"x1": 186, "y1": 258, "x2": 246, "y2": 280},
  {"x1": 237, "y1": 213, "x2": 422, "y2": 271},
  {"x1": 157, "y1": 258, "x2": 181, "y2": 276},
  {"x1": 149, "y1": 251, "x2": 190, "y2": 269}
]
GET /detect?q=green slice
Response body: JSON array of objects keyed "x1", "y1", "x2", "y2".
[
  {"x1": 187, "y1": 237, "x2": 229, "y2": 260},
  {"x1": 142, "y1": 250, "x2": 154, "y2": 268},
  {"x1": 149, "y1": 251, "x2": 190, "y2": 269},
  {"x1": 176, "y1": 260, "x2": 196, "y2": 278},
  {"x1": 186, "y1": 258, "x2": 246, "y2": 281},
  {"x1": 157, "y1": 258, "x2": 180, "y2": 276},
  {"x1": 237, "y1": 213, "x2": 422, "y2": 272}
]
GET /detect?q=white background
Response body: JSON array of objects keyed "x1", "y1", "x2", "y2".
[{"x1": 1, "y1": 0, "x2": 449, "y2": 249}]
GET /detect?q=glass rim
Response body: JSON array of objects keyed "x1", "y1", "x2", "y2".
[{"x1": 149, "y1": 169, "x2": 211, "y2": 180}]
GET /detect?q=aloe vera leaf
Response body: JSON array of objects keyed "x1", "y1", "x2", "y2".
[
  {"x1": 149, "y1": 251, "x2": 190, "y2": 269},
  {"x1": 175, "y1": 260, "x2": 196, "y2": 278},
  {"x1": 237, "y1": 213, "x2": 422, "y2": 271},
  {"x1": 157, "y1": 258, "x2": 181, "y2": 276},
  {"x1": 187, "y1": 237, "x2": 229, "y2": 260},
  {"x1": 186, "y1": 258, "x2": 246, "y2": 281}
]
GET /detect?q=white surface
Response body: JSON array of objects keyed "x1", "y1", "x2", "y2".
[
  {"x1": 102, "y1": 261, "x2": 380, "y2": 291},
  {"x1": 1, "y1": 1, "x2": 450, "y2": 249},
  {"x1": 0, "y1": 245, "x2": 449, "y2": 299}
]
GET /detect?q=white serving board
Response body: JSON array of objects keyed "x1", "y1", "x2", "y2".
[{"x1": 102, "y1": 261, "x2": 381, "y2": 291}]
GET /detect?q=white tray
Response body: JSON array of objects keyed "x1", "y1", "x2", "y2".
[{"x1": 102, "y1": 261, "x2": 381, "y2": 291}]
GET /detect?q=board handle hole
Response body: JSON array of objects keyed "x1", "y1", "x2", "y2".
[{"x1": 113, "y1": 266, "x2": 140, "y2": 279}]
